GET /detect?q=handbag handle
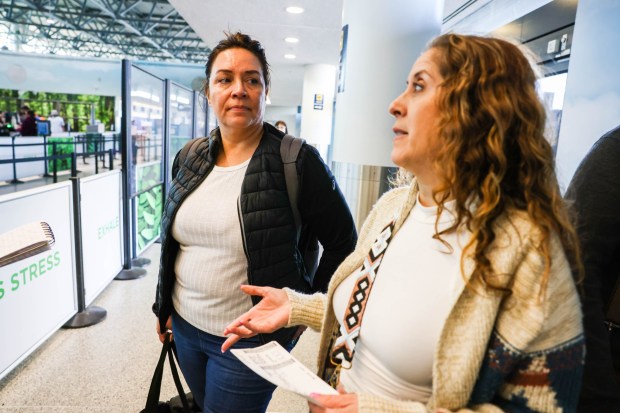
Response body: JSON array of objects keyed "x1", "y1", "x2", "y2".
[{"x1": 144, "y1": 331, "x2": 191, "y2": 413}]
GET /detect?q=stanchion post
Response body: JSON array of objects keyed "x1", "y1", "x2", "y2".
[
  {"x1": 42, "y1": 136, "x2": 52, "y2": 177},
  {"x1": 52, "y1": 141, "x2": 58, "y2": 183},
  {"x1": 113, "y1": 134, "x2": 119, "y2": 159},
  {"x1": 82, "y1": 135, "x2": 89, "y2": 164},
  {"x1": 94, "y1": 146, "x2": 99, "y2": 175},
  {"x1": 63, "y1": 177, "x2": 107, "y2": 328},
  {"x1": 71, "y1": 152, "x2": 77, "y2": 178},
  {"x1": 116, "y1": 59, "x2": 147, "y2": 280},
  {"x1": 10, "y1": 136, "x2": 24, "y2": 184}
]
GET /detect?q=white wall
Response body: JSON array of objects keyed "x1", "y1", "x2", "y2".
[
  {"x1": 555, "y1": 0, "x2": 620, "y2": 191},
  {"x1": 0, "y1": 51, "x2": 121, "y2": 96},
  {"x1": 265, "y1": 105, "x2": 299, "y2": 137},
  {"x1": 442, "y1": 0, "x2": 552, "y2": 34},
  {"x1": 0, "y1": 51, "x2": 205, "y2": 97}
]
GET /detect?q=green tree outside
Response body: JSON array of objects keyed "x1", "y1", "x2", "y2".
[{"x1": 0, "y1": 89, "x2": 115, "y2": 132}]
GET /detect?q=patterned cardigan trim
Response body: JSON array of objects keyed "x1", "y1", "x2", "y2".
[{"x1": 470, "y1": 332, "x2": 584, "y2": 413}]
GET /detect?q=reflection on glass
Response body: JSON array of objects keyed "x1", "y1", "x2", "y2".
[
  {"x1": 130, "y1": 67, "x2": 165, "y2": 255},
  {"x1": 131, "y1": 69, "x2": 165, "y2": 168},
  {"x1": 169, "y1": 84, "x2": 194, "y2": 169},
  {"x1": 538, "y1": 73, "x2": 568, "y2": 153},
  {"x1": 207, "y1": 104, "x2": 218, "y2": 135},
  {"x1": 194, "y1": 91, "x2": 207, "y2": 138}
]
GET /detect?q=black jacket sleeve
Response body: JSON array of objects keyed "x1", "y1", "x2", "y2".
[
  {"x1": 297, "y1": 145, "x2": 357, "y2": 293},
  {"x1": 565, "y1": 127, "x2": 620, "y2": 412}
]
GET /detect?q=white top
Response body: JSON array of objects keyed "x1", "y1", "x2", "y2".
[
  {"x1": 333, "y1": 197, "x2": 469, "y2": 403},
  {"x1": 49, "y1": 116, "x2": 65, "y2": 134},
  {"x1": 171, "y1": 158, "x2": 253, "y2": 335}
]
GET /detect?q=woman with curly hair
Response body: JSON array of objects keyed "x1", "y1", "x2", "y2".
[{"x1": 222, "y1": 33, "x2": 584, "y2": 412}]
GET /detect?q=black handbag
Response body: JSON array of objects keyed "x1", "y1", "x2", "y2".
[{"x1": 141, "y1": 332, "x2": 194, "y2": 413}]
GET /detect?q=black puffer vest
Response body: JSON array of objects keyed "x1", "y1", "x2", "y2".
[{"x1": 155, "y1": 124, "x2": 314, "y2": 346}]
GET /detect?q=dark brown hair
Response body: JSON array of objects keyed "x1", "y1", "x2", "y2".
[{"x1": 205, "y1": 32, "x2": 270, "y2": 92}]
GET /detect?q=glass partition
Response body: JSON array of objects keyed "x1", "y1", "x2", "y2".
[
  {"x1": 130, "y1": 66, "x2": 165, "y2": 254},
  {"x1": 168, "y1": 83, "x2": 193, "y2": 171},
  {"x1": 194, "y1": 90, "x2": 207, "y2": 138},
  {"x1": 207, "y1": 102, "x2": 218, "y2": 135}
]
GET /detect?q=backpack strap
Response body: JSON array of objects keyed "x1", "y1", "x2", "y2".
[{"x1": 280, "y1": 134, "x2": 305, "y2": 242}]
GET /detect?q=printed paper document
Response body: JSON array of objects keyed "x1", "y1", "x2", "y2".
[{"x1": 231, "y1": 341, "x2": 338, "y2": 402}]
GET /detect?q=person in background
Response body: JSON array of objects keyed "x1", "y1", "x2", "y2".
[
  {"x1": 275, "y1": 120, "x2": 288, "y2": 133},
  {"x1": 153, "y1": 32, "x2": 357, "y2": 413},
  {"x1": 49, "y1": 110, "x2": 65, "y2": 134},
  {"x1": 18, "y1": 105, "x2": 30, "y2": 123},
  {"x1": 223, "y1": 33, "x2": 585, "y2": 412},
  {"x1": 564, "y1": 125, "x2": 620, "y2": 412},
  {"x1": 18, "y1": 110, "x2": 37, "y2": 136}
]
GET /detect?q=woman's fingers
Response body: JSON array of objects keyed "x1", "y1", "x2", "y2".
[
  {"x1": 239, "y1": 284, "x2": 270, "y2": 297},
  {"x1": 221, "y1": 334, "x2": 242, "y2": 353},
  {"x1": 308, "y1": 392, "x2": 358, "y2": 412},
  {"x1": 224, "y1": 321, "x2": 255, "y2": 337},
  {"x1": 156, "y1": 315, "x2": 173, "y2": 344}
]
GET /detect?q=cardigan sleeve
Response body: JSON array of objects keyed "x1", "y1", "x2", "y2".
[{"x1": 284, "y1": 288, "x2": 326, "y2": 331}]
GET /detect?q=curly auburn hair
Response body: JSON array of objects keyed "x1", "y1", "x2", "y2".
[{"x1": 424, "y1": 33, "x2": 582, "y2": 294}]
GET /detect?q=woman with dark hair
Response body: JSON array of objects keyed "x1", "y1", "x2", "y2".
[
  {"x1": 223, "y1": 33, "x2": 585, "y2": 412},
  {"x1": 153, "y1": 32, "x2": 357, "y2": 412},
  {"x1": 19, "y1": 110, "x2": 37, "y2": 136},
  {"x1": 275, "y1": 120, "x2": 288, "y2": 133}
]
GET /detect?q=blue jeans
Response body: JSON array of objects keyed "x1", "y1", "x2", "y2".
[{"x1": 172, "y1": 312, "x2": 294, "y2": 413}]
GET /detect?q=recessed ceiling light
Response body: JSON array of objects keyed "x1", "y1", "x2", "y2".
[
  {"x1": 285, "y1": 37, "x2": 299, "y2": 43},
  {"x1": 284, "y1": 54, "x2": 296, "y2": 59},
  {"x1": 286, "y1": 6, "x2": 304, "y2": 14}
]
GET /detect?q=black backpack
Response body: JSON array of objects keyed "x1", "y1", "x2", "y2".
[{"x1": 280, "y1": 134, "x2": 320, "y2": 289}]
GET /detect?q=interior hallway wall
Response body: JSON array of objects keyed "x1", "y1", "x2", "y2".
[
  {"x1": 0, "y1": 52, "x2": 121, "y2": 96},
  {"x1": 0, "y1": 52, "x2": 205, "y2": 97},
  {"x1": 554, "y1": 0, "x2": 620, "y2": 191}
]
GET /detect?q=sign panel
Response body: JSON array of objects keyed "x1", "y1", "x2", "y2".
[
  {"x1": 313, "y1": 94, "x2": 324, "y2": 110},
  {"x1": 0, "y1": 182, "x2": 77, "y2": 380},
  {"x1": 80, "y1": 171, "x2": 124, "y2": 305}
]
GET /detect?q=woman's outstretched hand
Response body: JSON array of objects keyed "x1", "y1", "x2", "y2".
[{"x1": 221, "y1": 285, "x2": 291, "y2": 352}]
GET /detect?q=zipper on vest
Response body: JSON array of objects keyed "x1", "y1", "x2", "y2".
[{"x1": 237, "y1": 196, "x2": 253, "y2": 285}]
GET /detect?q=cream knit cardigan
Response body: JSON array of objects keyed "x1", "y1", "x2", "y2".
[{"x1": 285, "y1": 182, "x2": 584, "y2": 412}]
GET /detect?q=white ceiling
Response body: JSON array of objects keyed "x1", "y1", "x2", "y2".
[{"x1": 168, "y1": 0, "x2": 344, "y2": 108}]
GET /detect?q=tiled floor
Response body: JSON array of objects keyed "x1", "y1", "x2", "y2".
[{"x1": 0, "y1": 243, "x2": 318, "y2": 412}]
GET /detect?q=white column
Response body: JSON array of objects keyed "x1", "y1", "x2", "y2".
[
  {"x1": 330, "y1": 0, "x2": 442, "y2": 227},
  {"x1": 554, "y1": 0, "x2": 620, "y2": 191},
  {"x1": 332, "y1": 0, "x2": 442, "y2": 167},
  {"x1": 300, "y1": 64, "x2": 337, "y2": 161}
]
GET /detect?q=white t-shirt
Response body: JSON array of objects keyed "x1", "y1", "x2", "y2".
[
  {"x1": 171, "y1": 159, "x2": 253, "y2": 335},
  {"x1": 332, "y1": 197, "x2": 469, "y2": 403},
  {"x1": 49, "y1": 116, "x2": 65, "y2": 134}
]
